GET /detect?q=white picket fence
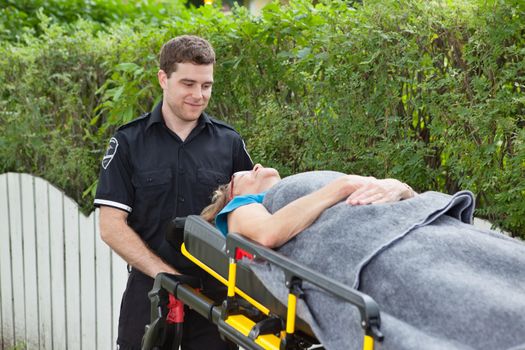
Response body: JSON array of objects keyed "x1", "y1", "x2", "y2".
[{"x1": 0, "y1": 173, "x2": 128, "y2": 350}]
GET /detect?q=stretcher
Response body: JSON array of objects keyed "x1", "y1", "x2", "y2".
[{"x1": 141, "y1": 215, "x2": 384, "y2": 350}]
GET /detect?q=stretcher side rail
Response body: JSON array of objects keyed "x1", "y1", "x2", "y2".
[
  {"x1": 143, "y1": 216, "x2": 384, "y2": 350},
  {"x1": 226, "y1": 232, "x2": 384, "y2": 343}
]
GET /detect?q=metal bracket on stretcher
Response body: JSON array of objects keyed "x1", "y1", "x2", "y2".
[{"x1": 141, "y1": 215, "x2": 384, "y2": 350}]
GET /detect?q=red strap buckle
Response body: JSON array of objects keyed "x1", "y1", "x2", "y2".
[
  {"x1": 166, "y1": 294, "x2": 184, "y2": 324},
  {"x1": 235, "y1": 248, "x2": 253, "y2": 261}
]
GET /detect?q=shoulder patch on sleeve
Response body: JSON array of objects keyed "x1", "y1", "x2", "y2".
[{"x1": 102, "y1": 137, "x2": 119, "y2": 169}]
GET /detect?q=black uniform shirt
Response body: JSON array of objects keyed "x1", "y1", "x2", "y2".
[{"x1": 94, "y1": 101, "x2": 253, "y2": 255}]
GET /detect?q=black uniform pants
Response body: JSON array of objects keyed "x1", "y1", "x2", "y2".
[{"x1": 117, "y1": 269, "x2": 234, "y2": 350}]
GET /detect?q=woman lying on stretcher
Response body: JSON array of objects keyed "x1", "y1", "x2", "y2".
[
  {"x1": 201, "y1": 163, "x2": 416, "y2": 246},
  {"x1": 200, "y1": 164, "x2": 525, "y2": 350}
]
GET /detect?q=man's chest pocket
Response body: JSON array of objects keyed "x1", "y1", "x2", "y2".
[
  {"x1": 132, "y1": 168, "x2": 172, "y2": 204},
  {"x1": 196, "y1": 168, "x2": 229, "y2": 199}
]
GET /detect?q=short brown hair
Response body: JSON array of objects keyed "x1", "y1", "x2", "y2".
[{"x1": 159, "y1": 35, "x2": 216, "y2": 77}]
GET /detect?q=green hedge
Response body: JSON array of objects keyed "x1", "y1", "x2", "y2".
[
  {"x1": 0, "y1": 0, "x2": 187, "y2": 42},
  {"x1": 1, "y1": 0, "x2": 524, "y2": 237}
]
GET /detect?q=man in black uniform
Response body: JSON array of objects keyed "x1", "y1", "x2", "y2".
[{"x1": 94, "y1": 35, "x2": 253, "y2": 350}]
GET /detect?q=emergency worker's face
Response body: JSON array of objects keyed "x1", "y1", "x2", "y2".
[
  {"x1": 229, "y1": 164, "x2": 281, "y2": 198},
  {"x1": 158, "y1": 62, "x2": 213, "y2": 123}
]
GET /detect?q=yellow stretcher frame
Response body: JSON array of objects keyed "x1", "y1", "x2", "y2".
[
  {"x1": 185, "y1": 216, "x2": 383, "y2": 350},
  {"x1": 142, "y1": 215, "x2": 384, "y2": 350}
]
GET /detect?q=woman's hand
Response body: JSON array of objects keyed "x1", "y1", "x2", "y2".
[{"x1": 345, "y1": 178, "x2": 415, "y2": 205}]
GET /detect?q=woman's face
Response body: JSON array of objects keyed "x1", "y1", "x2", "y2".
[{"x1": 230, "y1": 164, "x2": 281, "y2": 198}]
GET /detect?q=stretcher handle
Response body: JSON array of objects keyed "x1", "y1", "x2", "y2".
[
  {"x1": 149, "y1": 273, "x2": 263, "y2": 350},
  {"x1": 143, "y1": 273, "x2": 194, "y2": 350},
  {"x1": 226, "y1": 232, "x2": 383, "y2": 342}
]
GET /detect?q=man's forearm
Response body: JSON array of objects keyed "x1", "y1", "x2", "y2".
[{"x1": 100, "y1": 210, "x2": 178, "y2": 278}]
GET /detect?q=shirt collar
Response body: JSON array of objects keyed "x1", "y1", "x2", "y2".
[
  {"x1": 200, "y1": 112, "x2": 212, "y2": 125},
  {"x1": 146, "y1": 100, "x2": 212, "y2": 131},
  {"x1": 146, "y1": 100, "x2": 164, "y2": 130}
]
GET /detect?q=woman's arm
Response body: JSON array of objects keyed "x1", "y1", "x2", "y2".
[
  {"x1": 228, "y1": 175, "x2": 415, "y2": 248},
  {"x1": 228, "y1": 175, "x2": 404, "y2": 248}
]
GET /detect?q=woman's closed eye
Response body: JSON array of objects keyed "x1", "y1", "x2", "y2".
[
  {"x1": 233, "y1": 170, "x2": 250, "y2": 178},
  {"x1": 229, "y1": 170, "x2": 251, "y2": 200}
]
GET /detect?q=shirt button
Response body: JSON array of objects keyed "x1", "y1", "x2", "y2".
[
  {"x1": 147, "y1": 178, "x2": 153, "y2": 183},
  {"x1": 178, "y1": 196, "x2": 185, "y2": 202}
]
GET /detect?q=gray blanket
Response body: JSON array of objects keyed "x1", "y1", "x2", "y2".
[{"x1": 243, "y1": 171, "x2": 525, "y2": 350}]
